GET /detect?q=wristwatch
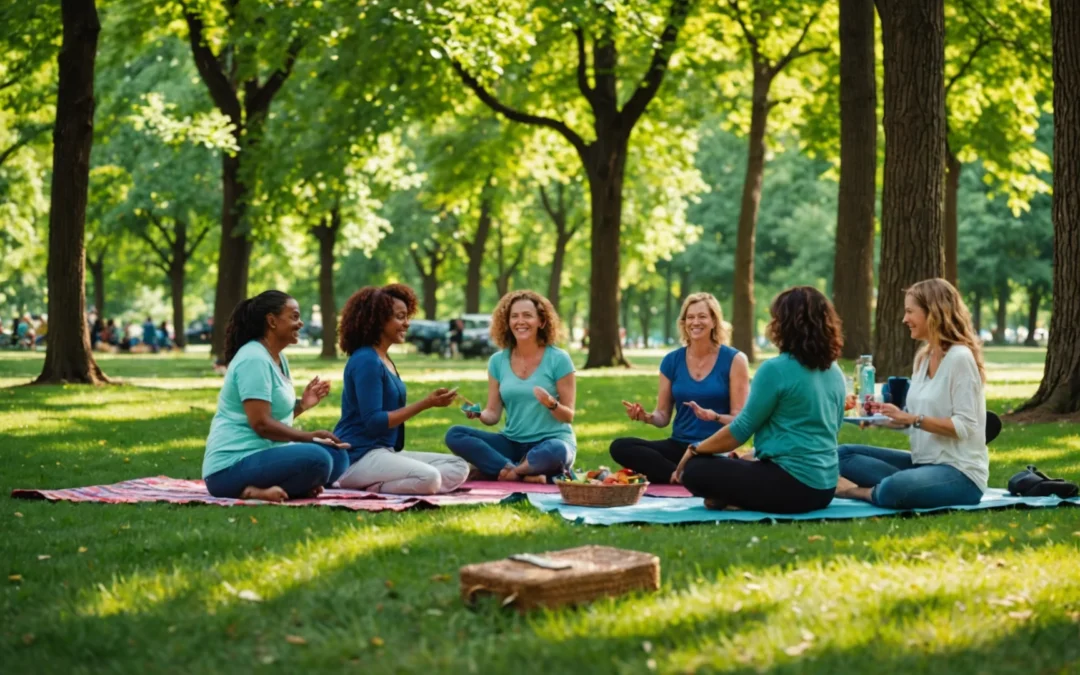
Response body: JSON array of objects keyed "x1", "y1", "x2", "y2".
[
  {"x1": 688, "y1": 444, "x2": 700, "y2": 456},
  {"x1": 913, "y1": 414, "x2": 925, "y2": 429},
  {"x1": 547, "y1": 399, "x2": 559, "y2": 411}
]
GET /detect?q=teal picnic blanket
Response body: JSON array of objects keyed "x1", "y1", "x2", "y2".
[{"x1": 526, "y1": 488, "x2": 1080, "y2": 526}]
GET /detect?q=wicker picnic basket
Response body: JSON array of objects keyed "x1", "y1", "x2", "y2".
[
  {"x1": 555, "y1": 479, "x2": 648, "y2": 507},
  {"x1": 459, "y1": 545, "x2": 660, "y2": 611}
]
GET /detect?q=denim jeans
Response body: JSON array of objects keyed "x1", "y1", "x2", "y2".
[
  {"x1": 837, "y1": 444, "x2": 983, "y2": 509},
  {"x1": 205, "y1": 443, "x2": 350, "y2": 499},
  {"x1": 444, "y1": 425, "x2": 576, "y2": 478}
]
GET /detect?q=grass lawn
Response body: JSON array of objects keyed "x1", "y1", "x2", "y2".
[{"x1": 2, "y1": 345, "x2": 1079, "y2": 674}]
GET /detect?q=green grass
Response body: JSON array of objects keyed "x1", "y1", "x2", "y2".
[{"x1": 2, "y1": 346, "x2": 1079, "y2": 674}]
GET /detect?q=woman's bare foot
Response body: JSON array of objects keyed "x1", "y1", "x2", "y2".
[
  {"x1": 522, "y1": 474, "x2": 548, "y2": 484},
  {"x1": 240, "y1": 485, "x2": 288, "y2": 502},
  {"x1": 497, "y1": 465, "x2": 522, "y2": 482},
  {"x1": 703, "y1": 498, "x2": 727, "y2": 510},
  {"x1": 834, "y1": 476, "x2": 859, "y2": 497}
]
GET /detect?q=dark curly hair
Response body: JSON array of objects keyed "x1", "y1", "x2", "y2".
[
  {"x1": 223, "y1": 290, "x2": 292, "y2": 365},
  {"x1": 490, "y1": 290, "x2": 563, "y2": 349},
  {"x1": 339, "y1": 283, "x2": 418, "y2": 355},
  {"x1": 765, "y1": 286, "x2": 844, "y2": 371}
]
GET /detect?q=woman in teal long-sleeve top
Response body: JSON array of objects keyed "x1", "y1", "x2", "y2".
[{"x1": 674, "y1": 286, "x2": 846, "y2": 513}]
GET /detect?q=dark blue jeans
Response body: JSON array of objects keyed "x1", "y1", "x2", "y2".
[
  {"x1": 444, "y1": 425, "x2": 576, "y2": 478},
  {"x1": 837, "y1": 444, "x2": 983, "y2": 509},
  {"x1": 205, "y1": 443, "x2": 349, "y2": 499}
]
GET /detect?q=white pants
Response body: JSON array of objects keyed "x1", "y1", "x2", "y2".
[{"x1": 337, "y1": 448, "x2": 469, "y2": 495}]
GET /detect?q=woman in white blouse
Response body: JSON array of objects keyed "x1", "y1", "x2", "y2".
[{"x1": 835, "y1": 278, "x2": 988, "y2": 508}]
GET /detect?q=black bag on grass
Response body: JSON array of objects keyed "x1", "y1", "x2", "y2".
[{"x1": 1007, "y1": 465, "x2": 1079, "y2": 499}]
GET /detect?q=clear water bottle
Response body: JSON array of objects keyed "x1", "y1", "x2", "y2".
[{"x1": 860, "y1": 356, "x2": 876, "y2": 415}]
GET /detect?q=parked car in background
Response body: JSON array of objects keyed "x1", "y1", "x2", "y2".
[
  {"x1": 407, "y1": 319, "x2": 449, "y2": 355},
  {"x1": 459, "y1": 313, "x2": 496, "y2": 358},
  {"x1": 185, "y1": 319, "x2": 213, "y2": 345}
]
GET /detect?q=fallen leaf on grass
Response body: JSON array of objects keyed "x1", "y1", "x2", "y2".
[
  {"x1": 9, "y1": 574, "x2": 23, "y2": 582},
  {"x1": 22, "y1": 633, "x2": 34, "y2": 645},
  {"x1": 238, "y1": 590, "x2": 262, "y2": 602},
  {"x1": 14, "y1": 512, "x2": 23, "y2": 518},
  {"x1": 250, "y1": 516, "x2": 258, "y2": 524},
  {"x1": 370, "y1": 636, "x2": 384, "y2": 648},
  {"x1": 77, "y1": 546, "x2": 87, "y2": 553},
  {"x1": 430, "y1": 573, "x2": 451, "y2": 582},
  {"x1": 37, "y1": 555, "x2": 50, "y2": 561},
  {"x1": 285, "y1": 635, "x2": 307, "y2": 646},
  {"x1": 384, "y1": 580, "x2": 395, "y2": 589},
  {"x1": 807, "y1": 535, "x2": 824, "y2": 542}
]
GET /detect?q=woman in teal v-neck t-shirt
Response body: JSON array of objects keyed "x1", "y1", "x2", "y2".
[
  {"x1": 444, "y1": 290, "x2": 577, "y2": 482},
  {"x1": 202, "y1": 291, "x2": 348, "y2": 502}
]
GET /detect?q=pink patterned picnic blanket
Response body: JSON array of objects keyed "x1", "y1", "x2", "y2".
[
  {"x1": 459, "y1": 480, "x2": 692, "y2": 498},
  {"x1": 10, "y1": 476, "x2": 515, "y2": 512}
]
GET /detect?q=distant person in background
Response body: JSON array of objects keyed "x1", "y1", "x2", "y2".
[
  {"x1": 35, "y1": 314, "x2": 47, "y2": 346},
  {"x1": 91, "y1": 318, "x2": 104, "y2": 349},
  {"x1": 17, "y1": 314, "x2": 35, "y2": 350},
  {"x1": 104, "y1": 319, "x2": 119, "y2": 347},
  {"x1": 449, "y1": 318, "x2": 464, "y2": 359},
  {"x1": 158, "y1": 320, "x2": 172, "y2": 351},
  {"x1": 142, "y1": 316, "x2": 158, "y2": 353},
  {"x1": 9, "y1": 318, "x2": 19, "y2": 347}
]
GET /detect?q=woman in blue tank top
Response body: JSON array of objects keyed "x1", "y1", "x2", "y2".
[{"x1": 609, "y1": 292, "x2": 749, "y2": 483}]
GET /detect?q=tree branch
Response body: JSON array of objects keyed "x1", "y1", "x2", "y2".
[
  {"x1": 450, "y1": 59, "x2": 588, "y2": 156},
  {"x1": 727, "y1": 0, "x2": 759, "y2": 55},
  {"x1": 620, "y1": 0, "x2": 693, "y2": 128},
  {"x1": 771, "y1": 10, "x2": 826, "y2": 75},
  {"x1": 148, "y1": 213, "x2": 175, "y2": 248},
  {"x1": 573, "y1": 27, "x2": 595, "y2": 106},
  {"x1": 0, "y1": 124, "x2": 49, "y2": 167},
  {"x1": 186, "y1": 224, "x2": 212, "y2": 259},
  {"x1": 408, "y1": 246, "x2": 427, "y2": 277},
  {"x1": 538, "y1": 185, "x2": 561, "y2": 224},
  {"x1": 137, "y1": 230, "x2": 172, "y2": 267},
  {"x1": 247, "y1": 38, "x2": 303, "y2": 114},
  {"x1": 945, "y1": 33, "x2": 989, "y2": 95},
  {"x1": 181, "y1": 4, "x2": 242, "y2": 123}
]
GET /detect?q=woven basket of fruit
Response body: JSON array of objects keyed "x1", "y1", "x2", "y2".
[{"x1": 555, "y1": 468, "x2": 648, "y2": 507}]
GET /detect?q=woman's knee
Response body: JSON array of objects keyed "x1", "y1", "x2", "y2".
[
  {"x1": 440, "y1": 457, "x2": 469, "y2": 486},
  {"x1": 411, "y1": 465, "x2": 444, "y2": 495},
  {"x1": 444, "y1": 425, "x2": 474, "y2": 450},
  {"x1": 837, "y1": 444, "x2": 856, "y2": 461},
  {"x1": 609, "y1": 437, "x2": 636, "y2": 462}
]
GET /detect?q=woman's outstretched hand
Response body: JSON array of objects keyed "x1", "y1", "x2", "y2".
[
  {"x1": 425, "y1": 387, "x2": 459, "y2": 409},
  {"x1": 621, "y1": 400, "x2": 649, "y2": 423},
  {"x1": 683, "y1": 401, "x2": 717, "y2": 422},
  {"x1": 300, "y1": 376, "x2": 331, "y2": 411},
  {"x1": 308, "y1": 430, "x2": 350, "y2": 448},
  {"x1": 671, "y1": 447, "x2": 695, "y2": 484},
  {"x1": 533, "y1": 386, "x2": 557, "y2": 409}
]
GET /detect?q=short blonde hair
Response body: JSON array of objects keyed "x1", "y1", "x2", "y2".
[
  {"x1": 907, "y1": 278, "x2": 986, "y2": 383},
  {"x1": 490, "y1": 290, "x2": 563, "y2": 349},
  {"x1": 677, "y1": 292, "x2": 726, "y2": 346}
]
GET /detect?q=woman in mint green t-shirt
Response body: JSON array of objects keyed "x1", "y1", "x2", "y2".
[
  {"x1": 673, "y1": 286, "x2": 846, "y2": 514},
  {"x1": 203, "y1": 291, "x2": 348, "y2": 502},
  {"x1": 444, "y1": 290, "x2": 576, "y2": 483}
]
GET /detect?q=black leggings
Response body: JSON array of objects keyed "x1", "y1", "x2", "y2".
[
  {"x1": 609, "y1": 436, "x2": 687, "y2": 484},
  {"x1": 680, "y1": 455, "x2": 835, "y2": 514}
]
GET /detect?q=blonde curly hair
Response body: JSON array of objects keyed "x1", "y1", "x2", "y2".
[
  {"x1": 490, "y1": 290, "x2": 563, "y2": 349},
  {"x1": 907, "y1": 278, "x2": 986, "y2": 383},
  {"x1": 677, "y1": 292, "x2": 727, "y2": 346}
]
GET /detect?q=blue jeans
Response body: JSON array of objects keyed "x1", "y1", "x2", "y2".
[
  {"x1": 205, "y1": 443, "x2": 350, "y2": 499},
  {"x1": 837, "y1": 444, "x2": 983, "y2": 509},
  {"x1": 444, "y1": 425, "x2": 576, "y2": 478}
]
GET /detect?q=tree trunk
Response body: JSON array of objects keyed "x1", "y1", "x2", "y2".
[
  {"x1": 463, "y1": 193, "x2": 492, "y2": 314},
  {"x1": 992, "y1": 281, "x2": 1009, "y2": 344},
  {"x1": 1024, "y1": 285, "x2": 1042, "y2": 347},
  {"x1": 35, "y1": 0, "x2": 107, "y2": 385},
  {"x1": 540, "y1": 183, "x2": 578, "y2": 315},
  {"x1": 421, "y1": 266, "x2": 438, "y2": 320},
  {"x1": 583, "y1": 141, "x2": 630, "y2": 367},
  {"x1": 637, "y1": 290, "x2": 652, "y2": 349},
  {"x1": 315, "y1": 208, "x2": 341, "y2": 359},
  {"x1": 944, "y1": 148, "x2": 961, "y2": 287},
  {"x1": 731, "y1": 67, "x2": 771, "y2": 363},
  {"x1": 566, "y1": 299, "x2": 578, "y2": 344},
  {"x1": 548, "y1": 237, "x2": 567, "y2": 315},
  {"x1": 872, "y1": 0, "x2": 946, "y2": 380},
  {"x1": 620, "y1": 286, "x2": 632, "y2": 345},
  {"x1": 209, "y1": 153, "x2": 252, "y2": 358},
  {"x1": 1017, "y1": 0, "x2": 1080, "y2": 416},
  {"x1": 87, "y1": 252, "x2": 105, "y2": 317},
  {"x1": 678, "y1": 266, "x2": 692, "y2": 308},
  {"x1": 169, "y1": 220, "x2": 188, "y2": 350},
  {"x1": 832, "y1": 0, "x2": 877, "y2": 360}
]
